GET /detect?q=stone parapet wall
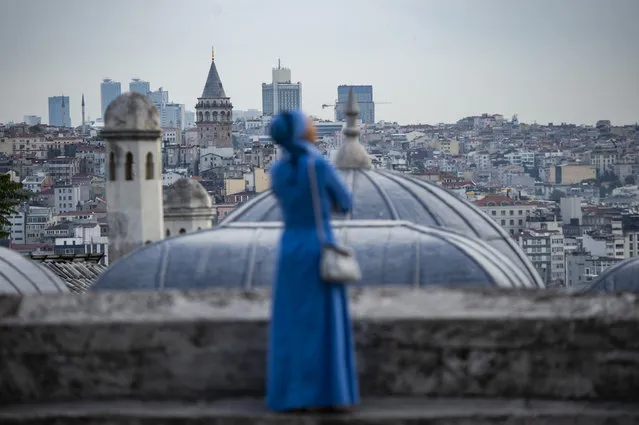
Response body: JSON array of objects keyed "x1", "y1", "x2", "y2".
[{"x1": 1, "y1": 287, "x2": 638, "y2": 405}]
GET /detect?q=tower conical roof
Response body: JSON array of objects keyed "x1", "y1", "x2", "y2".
[{"x1": 201, "y1": 57, "x2": 227, "y2": 99}]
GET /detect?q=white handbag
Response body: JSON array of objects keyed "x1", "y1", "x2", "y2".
[{"x1": 308, "y1": 157, "x2": 362, "y2": 283}]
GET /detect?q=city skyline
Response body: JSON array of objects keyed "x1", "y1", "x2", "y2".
[{"x1": 1, "y1": 0, "x2": 638, "y2": 127}]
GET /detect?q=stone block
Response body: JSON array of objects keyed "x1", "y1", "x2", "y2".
[{"x1": 2, "y1": 287, "x2": 639, "y2": 404}]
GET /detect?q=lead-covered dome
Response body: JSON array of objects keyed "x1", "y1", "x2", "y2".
[
  {"x1": 221, "y1": 168, "x2": 543, "y2": 287},
  {"x1": 0, "y1": 246, "x2": 69, "y2": 294},
  {"x1": 583, "y1": 257, "x2": 639, "y2": 293},
  {"x1": 92, "y1": 220, "x2": 540, "y2": 291}
]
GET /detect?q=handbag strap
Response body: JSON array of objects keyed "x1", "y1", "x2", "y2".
[{"x1": 308, "y1": 157, "x2": 325, "y2": 245}]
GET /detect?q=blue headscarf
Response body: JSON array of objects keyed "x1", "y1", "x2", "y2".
[{"x1": 269, "y1": 110, "x2": 309, "y2": 162}]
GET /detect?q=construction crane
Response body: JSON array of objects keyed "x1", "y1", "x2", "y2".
[{"x1": 321, "y1": 102, "x2": 391, "y2": 109}]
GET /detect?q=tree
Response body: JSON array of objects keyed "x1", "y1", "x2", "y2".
[
  {"x1": 625, "y1": 175, "x2": 636, "y2": 185},
  {"x1": 0, "y1": 174, "x2": 29, "y2": 239},
  {"x1": 549, "y1": 189, "x2": 566, "y2": 202}
]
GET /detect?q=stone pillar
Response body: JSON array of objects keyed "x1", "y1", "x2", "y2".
[
  {"x1": 334, "y1": 88, "x2": 372, "y2": 170},
  {"x1": 102, "y1": 92, "x2": 164, "y2": 263}
]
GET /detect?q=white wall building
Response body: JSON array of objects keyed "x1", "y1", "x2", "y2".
[{"x1": 54, "y1": 185, "x2": 81, "y2": 214}]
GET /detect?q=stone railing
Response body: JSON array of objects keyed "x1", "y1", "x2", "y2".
[{"x1": 1, "y1": 287, "x2": 639, "y2": 407}]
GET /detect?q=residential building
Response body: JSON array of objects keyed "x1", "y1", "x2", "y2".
[
  {"x1": 516, "y1": 229, "x2": 564, "y2": 286},
  {"x1": 7, "y1": 210, "x2": 26, "y2": 244},
  {"x1": 560, "y1": 196, "x2": 583, "y2": 225},
  {"x1": 53, "y1": 222, "x2": 109, "y2": 264},
  {"x1": 565, "y1": 250, "x2": 623, "y2": 288},
  {"x1": 24, "y1": 206, "x2": 54, "y2": 243},
  {"x1": 474, "y1": 194, "x2": 536, "y2": 235},
  {"x1": 21, "y1": 173, "x2": 51, "y2": 193},
  {"x1": 591, "y1": 148, "x2": 617, "y2": 177},
  {"x1": 53, "y1": 185, "x2": 81, "y2": 214},
  {"x1": 46, "y1": 157, "x2": 80, "y2": 184}
]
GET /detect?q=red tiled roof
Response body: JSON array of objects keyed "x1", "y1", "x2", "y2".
[{"x1": 474, "y1": 194, "x2": 533, "y2": 207}]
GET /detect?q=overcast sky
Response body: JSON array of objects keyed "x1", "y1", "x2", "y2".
[{"x1": 1, "y1": 0, "x2": 637, "y2": 127}]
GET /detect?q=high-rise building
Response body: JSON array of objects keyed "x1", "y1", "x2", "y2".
[
  {"x1": 23, "y1": 115, "x2": 41, "y2": 126},
  {"x1": 129, "y1": 79, "x2": 150, "y2": 95},
  {"x1": 48, "y1": 96, "x2": 71, "y2": 127},
  {"x1": 335, "y1": 85, "x2": 374, "y2": 125},
  {"x1": 262, "y1": 60, "x2": 302, "y2": 116},
  {"x1": 162, "y1": 103, "x2": 185, "y2": 130},
  {"x1": 195, "y1": 48, "x2": 233, "y2": 148},
  {"x1": 184, "y1": 111, "x2": 196, "y2": 128},
  {"x1": 101, "y1": 79, "x2": 122, "y2": 118},
  {"x1": 146, "y1": 88, "x2": 184, "y2": 129}
]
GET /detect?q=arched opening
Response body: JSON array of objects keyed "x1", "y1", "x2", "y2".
[
  {"x1": 212, "y1": 111, "x2": 218, "y2": 122},
  {"x1": 179, "y1": 228, "x2": 186, "y2": 234},
  {"x1": 197, "y1": 112, "x2": 203, "y2": 122},
  {"x1": 145, "y1": 152, "x2": 154, "y2": 180},
  {"x1": 125, "y1": 152, "x2": 134, "y2": 180},
  {"x1": 197, "y1": 227, "x2": 202, "y2": 231},
  {"x1": 205, "y1": 111, "x2": 210, "y2": 122},
  {"x1": 109, "y1": 152, "x2": 116, "y2": 181},
  {"x1": 145, "y1": 240, "x2": 152, "y2": 245},
  {"x1": 166, "y1": 229, "x2": 170, "y2": 237}
]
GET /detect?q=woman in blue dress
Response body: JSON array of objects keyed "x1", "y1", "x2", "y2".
[{"x1": 266, "y1": 110, "x2": 360, "y2": 413}]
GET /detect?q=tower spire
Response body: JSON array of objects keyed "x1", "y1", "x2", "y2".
[
  {"x1": 211, "y1": 46, "x2": 215, "y2": 61},
  {"x1": 61, "y1": 94, "x2": 67, "y2": 128},
  {"x1": 81, "y1": 93, "x2": 86, "y2": 136}
]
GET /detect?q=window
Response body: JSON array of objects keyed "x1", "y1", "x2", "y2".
[
  {"x1": 109, "y1": 152, "x2": 116, "y2": 180},
  {"x1": 125, "y1": 152, "x2": 134, "y2": 180},
  {"x1": 166, "y1": 229, "x2": 170, "y2": 237},
  {"x1": 145, "y1": 153, "x2": 154, "y2": 180}
]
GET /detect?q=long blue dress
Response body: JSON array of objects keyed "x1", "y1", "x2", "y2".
[{"x1": 266, "y1": 142, "x2": 360, "y2": 412}]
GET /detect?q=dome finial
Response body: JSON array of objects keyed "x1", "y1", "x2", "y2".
[{"x1": 334, "y1": 88, "x2": 372, "y2": 170}]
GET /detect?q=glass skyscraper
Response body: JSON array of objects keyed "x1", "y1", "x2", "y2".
[
  {"x1": 48, "y1": 96, "x2": 71, "y2": 127},
  {"x1": 101, "y1": 79, "x2": 122, "y2": 118},
  {"x1": 335, "y1": 85, "x2": 374, "y2": 125},
  {"x1": 129, "y1": 79, "x2": 150, "y2": 95}
]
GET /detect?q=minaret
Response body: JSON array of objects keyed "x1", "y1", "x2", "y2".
[
  {"x1": 61, "y1": 95, "x2": 67, "y2": 128},
  {"x1": 195, "y1": 47, "x2": 233, "y2": 148},
  {"x1": 102, "y1": 92, "x2": 164, "y2": 263},
  {"x1": 81, "y1": 94, "x2": 86, "y2": 136},
  {"x1": 334, "y1": 88, "x2": 372, "y2": 170}
]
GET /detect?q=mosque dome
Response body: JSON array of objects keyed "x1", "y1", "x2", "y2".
[
  {"x1": 221, "y1": 169, "x2": 544, "y2": 287},
  {"x1": 582, "y1": 257, "x2": 639, "y2": 293},
  {"x1": 0, "y1": 246, "x2": 69, "y2": 294},
  {"x1": 92, "y1": 220, "x2": 539, "y2": 291},
  {"x1": 165, "y1": 178, "x2": 213, "y2": 210}
]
